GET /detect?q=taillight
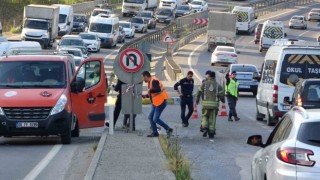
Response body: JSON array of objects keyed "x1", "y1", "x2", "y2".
[
  {"x1": 297, "y1": 97, "x2": 303, "y2": 106},
  {"x1": 277, "y1": 147, "x2": 315, "y2": 167},
  {"x1": 273, "y1": 85, "x2": 278, "y2": 103}
]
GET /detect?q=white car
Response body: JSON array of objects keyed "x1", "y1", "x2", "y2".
[
  {"x1": 189, "y1": 0, "x2": 208, "y2": 12},
  {"x1": 79, "y1": 32, "x2": 101, "y2": 52},
  {"x1": 211, "y1": 46, "x2": 238, "y2": 66},
  {"x1": 289, "y1": 15, "x2": 307, "y2": 29},
  {"x1": 247, "y1": 106, "x2": 320, "y2": 180},
  {"x1": 119, "y1": 21, "x2": 135, "y2": 38},
  {"x1": 59, "y1": 48, "x2": 86, "y2": 69}
]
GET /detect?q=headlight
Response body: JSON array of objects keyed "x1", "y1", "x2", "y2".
[
  {"x1": 0, "y1": 108, "x2": 4, "y2": 115},
  {"x1": 50, "y1": 94, "x2": 67, "y2": 115}
]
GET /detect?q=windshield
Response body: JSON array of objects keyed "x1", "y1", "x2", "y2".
[
  {"x1": 74, "y1": 59, "x2": 82, "y2": 66},
  {"x1": 130, "y1": 18, "x2": 143, "y2": 24},
  {"x1": 216, "y1": 48, "x2": 235, "y2": 53},
  {"x1": 60, "y1": 38, "x2": 84, "y2": 46},
  {"x1": 79, "y1": 34, "x2": 96, "y2": 40},
  {"x1": 177, "y1": 6, "x2": 190, "y2": 10},
  {"x1": 66, "y1": 50, "x2": 82, "y2": 57},
  {"x1": 263, "y1": 26, "x2": 283, "y2": 39},
  {"x1": 139, "y1": 12, "x2": 152, "y2": 18},
  {"x1": 124, "y1": 0, "x2": 144, "y2": 4},
  {"x1": 311, "y1": 9, "x2": 320, "y2": 13},
  {"x1": 280, "y1": 54, "x2": 320, "y2": 86},
  {"x1": 190, "y1": 1, "x2": 202, "y2": 5},
  {"x1": 157, "y1": 9, "x2": 172, "y2": 16},
  {"x1": 74, "y1": 15, "x2": 86, "y2": 22},
  {"x1": 89, "y1": 23, "x2": 112, "y2": 33},
  {"x1": 292, "y1": 16, "x2": 303, "y2": 20},
  {"x1": 92, "y1": 10, "x2": 110, "y2": 16},
  {"x1": 232, "y1": 65, "x2": 257, "y2": 72},
  {"x1": 298, "y1": 122, "x2": 320, "y2": 147},
  {"x1": 0, "y1": 61, "x2": 66, "y2": 88},
  {"x1": 120, "y1": 23, "x2": 130, "y2": 28},
  {"x1": 59, "y1": 14, "x2": 67, "y2": 23},
  {"x1": 24, "y1": 20, "x2": 48, "y2": 30}
]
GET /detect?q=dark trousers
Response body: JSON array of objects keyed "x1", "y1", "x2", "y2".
[
  {"x1": 227, "y1": 95, "x2": 238, "y2": 118},
  {"x1": 113, "y1": 95, "x2": 121, "y2": 126},
  {"x1": 180, "y1": 96, "x2": 194, "y2": 124},
  {"x1": 124, "y1": 114, "x2": 136, "y2": 129}
]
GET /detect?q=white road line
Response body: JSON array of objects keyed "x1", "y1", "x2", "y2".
[
  {"x1": 188, "y1": 42, "x2": 207, "y2": 82},
  {"x1": 104, "y1": 50, "x2": 118, "y2": 63},
  {"x1": 23, "y1": 145, "x2": 62, "y2": 180},
  {"x1": 296, "y1": 30, "x2": 310, "y2": 38}
]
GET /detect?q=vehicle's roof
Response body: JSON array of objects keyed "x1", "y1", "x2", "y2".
[
  {"x1": 0, "y1": 55, "x2": 70, "y2": 62},
  {"x1": 119, "y1": 21, "x2": 130, "y2": 24},
  {"x1": 296, "y1": 109, "x2": 320, "y2": 123}
]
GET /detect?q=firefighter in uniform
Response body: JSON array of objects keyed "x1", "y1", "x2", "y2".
[{"x1": 196, "y1": 71, "x2": 225, "y2": 139}]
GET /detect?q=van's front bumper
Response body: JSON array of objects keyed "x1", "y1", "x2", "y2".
[{"x1": 0, "y1": 110, "x2": 71, "y2": 137}]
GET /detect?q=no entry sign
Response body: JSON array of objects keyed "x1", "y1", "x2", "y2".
[{"x1": 119, "y1": 48, "x2": 144, "y2": 73}]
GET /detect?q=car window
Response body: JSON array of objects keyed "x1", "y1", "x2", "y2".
[
  {"x1": 279, "y1": 54, "x2": 320, "y2": 86},
  {"x1": 77, "y1": 61, "x2": 101, "y2": 89},
  {"x1": 61, "y1": 39, "x2": 83, "y2": 46},
  {"x1": 131, "y1": 18, "x2": 143, "y2": 24},
  {"x1": 271, "y1": 116, "x2": 292, "y2": 144},
  {"x1": 216, "y1": 48, "x2": 234, "y2": 52},
  {"x1": 261, "y1": 60, "x2": 277, "y2": 84},
  {"x1": 232, "y1": 65, "x2": 257, "y2": 72},
  {"x1": 301, "y1": 83, "x2": 320, "y2": 108},
  {"x1": 190, "y1": 1, "x2": 202, "y2": 5},
  {"x1": 298, "y1": 122, "x2": 320, "y2": 147},
  {"x1": 119, "y1": 23, "x2": 130, "y2": 28},
  {"x1": 79, "y1": 34, "x2": 96, "y2": 40}
]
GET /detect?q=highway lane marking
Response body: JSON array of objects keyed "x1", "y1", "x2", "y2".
[
  {"x1": 23, "y1": 145, "x2": 62, "y2": 180},
  {"x1": 188, "y1": 42, "x2": 207, "y2": 82}
]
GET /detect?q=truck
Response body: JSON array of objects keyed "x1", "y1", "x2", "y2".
[
  {"x1": 52, "y1": 4, "x2": 74, "y2": 36},
  {"x1": 122, "y1": 0, "x2": 158, "y2": 17},
  {"x1": 207, "y1": 11, "x2": 237, "y2": 52},
  {"x1": 21, "y1": 5, "x2": 59, "y2": 49}
]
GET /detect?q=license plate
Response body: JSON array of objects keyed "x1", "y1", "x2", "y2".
[
  {"x1": 16, "y1": 122, "x2": 38, "y2": 128},
  {"x1": 239, "y1": 85, "x2": 250, "y2": 89},
  {"x1": 282, "y1": 105, "x2": 290, "y2": 110},
  {"x1": 159, "y1": 20, "x2": 164, "y2": 22}
]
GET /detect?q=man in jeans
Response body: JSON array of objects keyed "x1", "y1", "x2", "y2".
[
  {"x1": 142, "y1": 71, "x2": 173, "y2": 138},
  {"x1": 174, "y1": 71, "x2": 194, "y2": 127}
]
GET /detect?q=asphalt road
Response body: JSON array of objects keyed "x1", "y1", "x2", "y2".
[{"x1": 173, "y1": 1, "x2": 320, "y2": 179}]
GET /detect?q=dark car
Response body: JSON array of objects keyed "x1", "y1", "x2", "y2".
[
  {"x1": 73, "y1": 14, "x2": 88, "y2": 32},
  {"x1": 222, "y1": 64, "x2": 260, "y2": 96},
  {"x1": 254, "y1": 23, "x2": 263, "y2": 44},
  {"x1": 136, "y1": 11, "x2": 157, "y2": 29},
  {"x1": 175, "y1": 5, "x2": 193, "y2": 18},
  {"x1": 156, "y1": 8, "x2": 174, "y2": 24},
  {"x1": 289, "y1": 79, "x2": 320, "y2": 109},
  {"x1": 117, "y1": 26, "x2": 126, "y2": 43}
]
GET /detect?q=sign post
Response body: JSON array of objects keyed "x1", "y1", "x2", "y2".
[
  {"x1": 161, "y1": 32, "x2": 175, "y2": 54},
  {"x1": 113, "y1": 48, "x2": 150, "y2": 132}
]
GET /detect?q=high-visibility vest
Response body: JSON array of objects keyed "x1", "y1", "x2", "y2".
[
  {"x1": 225, "y1": 78, "x2": 239, "y2": 97},
  {"x1": 149, "y1": 77, "x2": 169, "y2": 106}
]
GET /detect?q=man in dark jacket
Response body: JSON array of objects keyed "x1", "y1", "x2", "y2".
[{"x1": 174, "y1": 71, "x2": 194, "y2": 127}]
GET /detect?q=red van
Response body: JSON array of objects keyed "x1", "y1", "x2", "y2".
[{"x1": 0, "y1": 54, "x2": 107, "y2": 144}]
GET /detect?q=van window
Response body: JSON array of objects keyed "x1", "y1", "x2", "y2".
[
  {"x1": 59, "y1": 14, "x2": 67, "y2": 23},
  {"x1": 249, "y1": 13, "x2": 255, "y2": 21},
  {"x1": 302, "y1": 83, "x2": 320, "y2": 108},
  {"x1": 0, "y1": 61, "x2": 66, "y2": 88},
  {"x1": 263, "y1": 26, "x2": 283, "y2": 39},
  {"x1": 89, "y1": 23, "x2": 112, "y2": 33},
  {"x1": 78, "y1": 61, "x2": 101, "y2": 89},
  {"x1": 280, "y1": 54, "x2": 320, "y2": 86},
  {"x1": 262, "y1": 60, "x2": 277, "y2": 84},
  {"x1": 234, "y1": 11, "x2": 248, "y2": 22}
]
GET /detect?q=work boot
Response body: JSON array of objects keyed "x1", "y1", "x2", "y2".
[
  {"x1": 202, "y1": 128, "x2": 208, "y2": 137},
  {"x1": 228, "y1": 117, "x2": 233, "y2": 122},
  {"x1": 182, "y1": 122, "x2": 189, "y2": 127},
  {"x1": 200, "y1": 125, "x2": 204, "y2": 132},
  {"x1": 235, "y1": 117, "x2": 240, "y2": 121},
  {"x1": 147, "y1": 133, "x2": 159, "y2": 137},
  {"x1": 209, "y1": 133, "x2": 214, "y2": 139}
]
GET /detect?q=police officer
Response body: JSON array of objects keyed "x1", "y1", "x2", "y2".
[
  {"x1": 174, "y1": 71, "x2": 194, "y2": 127},
  {"x1": 225, "y1": 71, "x2": 240, "y2": 122},
  {"x1": 196, "y1": 71, "x2": 225, "y2": 139}
]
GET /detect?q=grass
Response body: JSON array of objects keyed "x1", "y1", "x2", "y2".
[
  {"x1": 159, "y1": 134, "x2": 192, "y2": 180},
  {"x1": 10, "y1": 26, "x2": 21, "y2": 34}
]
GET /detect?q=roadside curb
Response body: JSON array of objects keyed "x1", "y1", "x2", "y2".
[
  {"x1": 153, "y1": 138, "x2": 176, "y2": 179},
  {"x1": 84, "y1": 128, "x2": 108, "y2": 180}
]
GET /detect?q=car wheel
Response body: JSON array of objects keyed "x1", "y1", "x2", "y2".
[
  {"x1": 289, "y1": 26, "x2": 292, "y2": 29},
  {"x1": 304, "y1": 26, "x2": 307, "y2": 30},
  {"x1": 61, "y1": 123, "x2": 71, "y2": 144},
  {"x1": 266, "y1": 108, "x2": 275, "y2": 126},
  {"x1": 256, "y1": 104, "x2": 263, "y2": 121},
  {"x1": 71, "y1": 118, "x2": 79, "y2": 137}
]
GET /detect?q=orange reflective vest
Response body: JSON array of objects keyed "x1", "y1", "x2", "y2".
[{"x1": 148, "y1": 77, "x2": 169, "y2": 106}]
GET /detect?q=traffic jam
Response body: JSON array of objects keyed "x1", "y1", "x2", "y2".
[{"x1": 0, "y1": 0, "x2": 320, "y2": 180}]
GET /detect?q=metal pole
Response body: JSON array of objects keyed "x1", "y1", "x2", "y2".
[
  {"x1": 129, "y1": 73, "x2": 134, "y2": 132},
  {"x1": 109, "y1": 105, "x2": 114, "y2": 135}
]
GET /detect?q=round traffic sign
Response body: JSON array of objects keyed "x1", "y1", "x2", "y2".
[{"x1": 119, "y1": 48, "x2": 144, "y2": 73}]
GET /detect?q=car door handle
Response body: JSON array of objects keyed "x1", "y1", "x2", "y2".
[{"x1": 96, "y1": 93, "x2": 105, "y2": 98}]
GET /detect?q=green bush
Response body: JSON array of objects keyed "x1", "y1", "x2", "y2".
[{"x1": 10, "y1": 26, "x2": 21, "y2": 34}]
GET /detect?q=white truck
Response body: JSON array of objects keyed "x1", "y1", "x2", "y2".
[
  {"x1": 122, "y1": 0, "x2": 158, "y2": 17},
  {"x1": 21, "y1": 4, "x2": 59, "y2": 49},
  {"x1": 207, "y1": 11, "x2": 237, "y2": 52}
]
